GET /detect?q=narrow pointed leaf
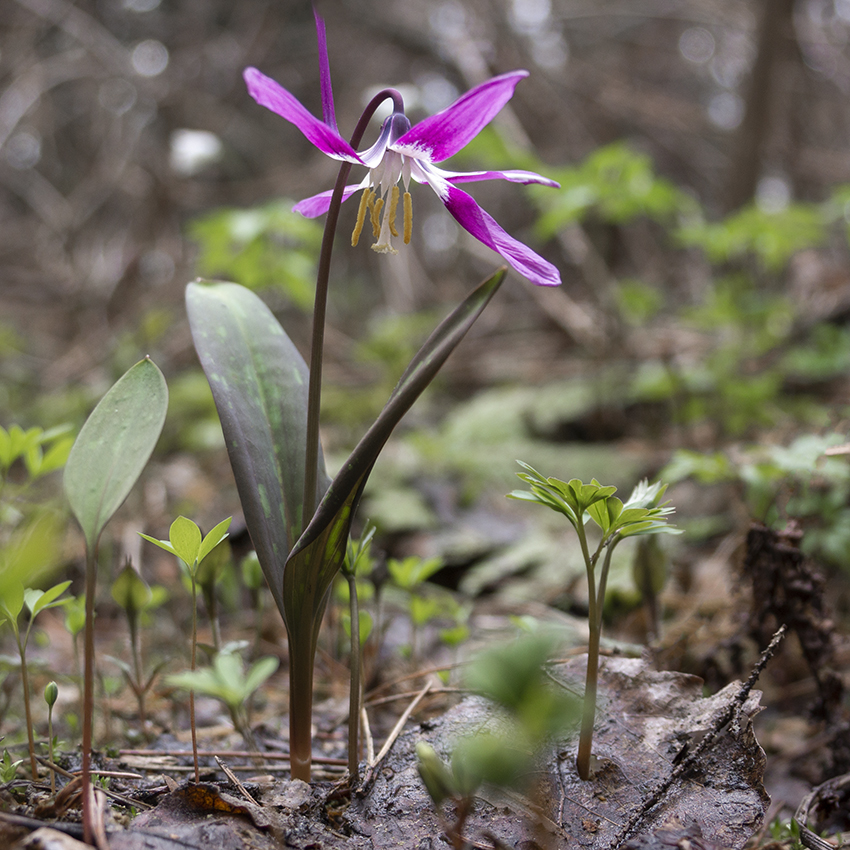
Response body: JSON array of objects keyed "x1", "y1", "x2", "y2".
[
  {"x1": 198, "y1": 517, "x2": 232, "y2": 564},
  {"x1": 64, "y1": 357, "x2": 168, "y2": 550},
  {"x1": 186, "y1": 280, "x2": 331, "y2": 621},
  {"x1": 244, "y1": 656, "x2": 279, "y2": 694},
  {"x1": 284, "y1": 269, "x2": 505, "y2": 663},
  {"x1": 26, "y1": 581, "x2": 71, "y2": 617},
  {"x1": 138, "y1": 534, "x2": 177, "y2": 557}
]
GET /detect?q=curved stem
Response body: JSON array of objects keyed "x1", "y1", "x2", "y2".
[
  {"x1": 294, "y1": 87, "x2": 405, "y2": 786},
  {"x1": 301, "y1": 87, "x2": 406, "y2": 525}
]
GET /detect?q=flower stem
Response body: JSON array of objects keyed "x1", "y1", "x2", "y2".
[
  {"x1": 301, "y1": 87, "x2": 406, "y2": 527},
  {"x1": 294, "y1": 88, "x2": 406, "y2": 786}
]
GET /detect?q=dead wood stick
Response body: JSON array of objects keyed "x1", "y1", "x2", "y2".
[
  {"x1": 606, "y1": 624, "x2": 787, "y2": 849},
  {"x1": 214, "y1": 756, "x2": 259, "y2": 805},
  {"x1": 119, "y1": 747, "x2": 347, "y2": 765},
  {"x1": 356, "y1": 681, "x2": 433, "y2": 795}
]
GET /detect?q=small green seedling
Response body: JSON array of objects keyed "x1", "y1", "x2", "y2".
[
  {"x1": 387, "y1": 555, "x2": 444, "y2": 661},
  {"x1": 0, "y1": 423, "x2": 74, "y2": 487},
  {"x1": 418, "y1": 632, "x2": 579, "y2": 847},
  {"x1": 167, "y1": 647, "x2": 278, "y2": 752},
  {"x1": 110, "y1": 563, "x2": 169, "y2": 739},
  {"x1": 508, "y1": 464, "x2": 679, "y2": 780},
  {"x1": 0, "y1": 749, "x2": 23, "y2": 784},
  {"x1": 340, "y1": 521, "x2": 376, "y2": 781},
  {"x1": 64, "y1": 356, "x2": 168, "y2": 844},
  {"x1": 0, "y1": 580, "x2": 71, "y2": 778},
  {"x1": 44, "y1": 680, "x2": 58, "y2": 793},
  {"x1": 140, "y1": 515, "x2": 231, "y2": 780},
  {"x1": 240, "y1": 552, "x2": 265, "y2": 655}
]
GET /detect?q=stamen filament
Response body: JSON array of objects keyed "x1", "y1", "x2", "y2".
[
  {"x1": 403, "y1": 192, "x2": 413, "y2": 244},
  {"x1": 351, "y1": 187, "x2": 372, "y2": 247},
  {"x1": 388, "y1": 185, "x2": 400, "y2": 237}
]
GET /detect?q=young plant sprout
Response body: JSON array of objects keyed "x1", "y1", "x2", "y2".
[
  {"x1": 417, "y1": 632, "x2": 579, "y2": 847},
  {"x1": 508, "y1": 463, "x2": 680, "y2": 780},
  {"x1": 64, "y1": 356, "x2": 168, "y2": 844},
  {"x1": 44, "y1": 680, "x2": 58, "y2": 794},
  {"x1": 109, "y1": 562, "x2": 169, "y2": 740},
  {"x1": 0, "y1": 580, "x2": 71, "y2": 779},
  {"x1": 139, "y1": 515, "x2": 231, "y2": 781},
  {"x1": 167, "y1": 647, "x2": 278, "y2": 753},
  {"x1": 340, "y1": 521, "x2": 376, "y2": 781},
  {"x1": 186, "y1": 7, "x2": 560, "y2": 783}
]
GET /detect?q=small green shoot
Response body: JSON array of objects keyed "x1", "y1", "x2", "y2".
[
  {"x1": 0, "y1": 580, "x2": 71, "y2": 778},
  {"x1": 340, "y1": 521, "x2": 376, "y2": 781},
  {"x1": 508, "y1": 463, "x2": 679, "y2": 780},
  {"x1": 44, "y1": 681, "x2": 58, "y2": 793},
  {"x1": 0, "y1": 749, "x2": 23, "y2": 784},
  {"x1": 140, "y1": 515, "x2": 231, "y2": 780},
  {"x1": 167, "y1": 647, "x2": 278, "y2": 752},
  {"x1": 110, "y1": 563, "x2": 169, "y2": 739},
  {"x1": 64, "y1": 356, "x2": 168, "y2": 844},
  {"x1": 418, "y1": 632, "x2": 579, "y2": 848}
]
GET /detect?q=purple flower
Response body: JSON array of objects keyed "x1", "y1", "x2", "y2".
[{"x1": 243, "y1": 11, "x2": 561, "y2": 287}]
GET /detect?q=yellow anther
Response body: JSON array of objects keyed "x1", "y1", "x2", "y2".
[
  {"x1": 351, "y1": 187, "x2": 372, "y2": 247},
  {"x1": 403, "y1": 192, "x2": 413, "y2": 244},
  {"x1": 370, "y1": 196, "x2": 384, "y2": 238},
  {"x1": 388, "y1": 185, "x2": 400, "y2": 238}
]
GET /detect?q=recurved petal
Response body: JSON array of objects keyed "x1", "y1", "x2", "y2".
[
  {"x1": 442, "y1": 184, "x2": 561, "y2": 287},
  {"x1": 243, "y1": 67, "x2": 363, "y2": 164},
  {"x1": 293, "y1": 183, "x2": 363, "y2": 218},
  {"x1": 437, "y1": 167, "x2": 560, "y2": 188},
  {"x1": 314, "y1": 7, "x2": 336, "y2": 129},
  {"x1": 392, "y1": 71, "x2": 528, "y2": 163}
]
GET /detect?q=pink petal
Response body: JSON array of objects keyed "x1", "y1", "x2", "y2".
[
  {"x1": 313, "y1": 7, "x2": 336, "y2": 129},
  {"x1": 442, "y1": 184, "x2": 561, "y2": 287},
  {"x1": 243, "y1": 67, "x2": 363, "y2": 164},
  {"x1": 440, "y1": 168, "x2": 560, "y2": 188},
  {"x1": 393, "y1": 71, "x2": 528, "y2": 163},
  {"x1": 293, "y1": 183, "x2": 362, "y2": 218}
]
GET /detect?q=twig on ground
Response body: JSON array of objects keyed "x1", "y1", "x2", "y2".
[
  {"x1": 356, "y1": 681, "x2": 433, "y2": 794},
  {"x1": 607, "y1": 624, "x2": 787, "y2": 849},
  {"x1": 214, "y1": 756, "x2": 259, "y2": 805}
]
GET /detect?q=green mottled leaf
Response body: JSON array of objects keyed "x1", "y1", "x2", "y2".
[{"x1": 186, "y1": 281, "x2": 331, "y2": 621}]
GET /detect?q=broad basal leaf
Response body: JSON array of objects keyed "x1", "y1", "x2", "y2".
[
  {"x1": 186, "y1": 280, "x2": 331, "y2": 621},
  {"x1": 64, "y1": 357, "x2": 168, "y2": 551}
]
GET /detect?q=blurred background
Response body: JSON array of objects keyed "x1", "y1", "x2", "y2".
[{"x1": 5, "y1": 0, "x2": 850, "y2": 390}]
